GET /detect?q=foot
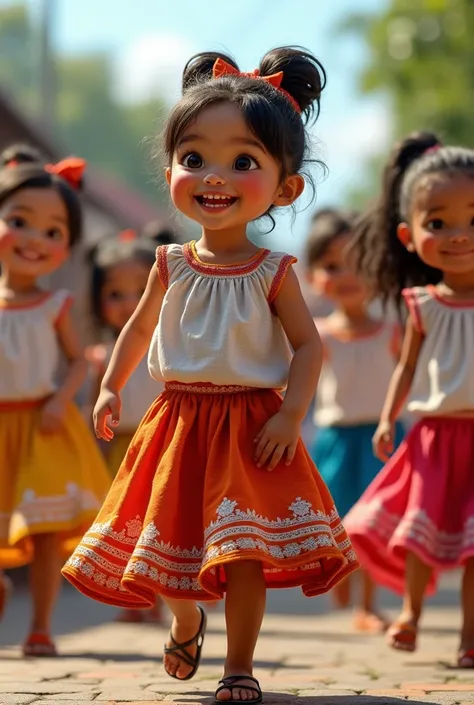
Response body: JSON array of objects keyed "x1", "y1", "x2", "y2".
[
  {"x1": 387, "y1": 615, "x2": 418, "y2": 652},
  {"x1": 458, "y1": 644, "x2": 474, "y2": 668},
  {"x1": 163, "y1": 606, "x2": 204, "y2": 680},
  {"x1": 23, "y1": 632, "x2": 57, "y2": 657},
  {"x1": 354, "y1": 609, "x2": 389, "y2": 634},
  {"x1": 215, "y1": 673, "x2": 262, "y2": 702}
]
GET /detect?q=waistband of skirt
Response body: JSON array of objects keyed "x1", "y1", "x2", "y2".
[
  {"x1": 0, "y1": 397, "x2": 48, "y2": 411},
  {"x1": 164, "y1": 381, "x2": 260, "y2": 395}
]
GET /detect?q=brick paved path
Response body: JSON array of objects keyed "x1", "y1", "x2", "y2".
[{"x1": 0, "y1": 594, "x2": 473, "y2": 705}]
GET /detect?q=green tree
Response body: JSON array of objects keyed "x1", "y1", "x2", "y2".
[
  {"x1": 343, "y1": 0, "x2": 474, "y2": 146},
  {"x1": 0, "y1": 3, "x2": 167, "y2": 204}
]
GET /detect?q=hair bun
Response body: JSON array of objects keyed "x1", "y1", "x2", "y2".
[
  {"x1": 0, "y1": 143, "x2": 44, "y2": 169},
  {"x1": 182, "y1": 51, "x2": 239, "y2": 94},
  {"x1": 389, "y1": 131, "x2": 441, "y2": 175},
  {"x1": 259, "y1": 46, "x2": 326, "y2": 119}
]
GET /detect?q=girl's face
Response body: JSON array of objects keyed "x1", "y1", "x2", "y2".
[
  {"x1": 308, "y1": 233, "x2": 369, "y2": 306},
  {"x1": 0, "y1": 187, "x2": 70, "y2": 277},
  {"x1": 166, "y1": 102, "x2": 304, "y2": 231},
  {"x1": 399, "y1": 173, "x2": 474, "y2": 274},
  {"x1": 100, "y1": 259, "x2": 150, "y2": 332}
]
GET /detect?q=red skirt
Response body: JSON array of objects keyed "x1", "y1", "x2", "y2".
[
  {"x1": 345, "y1": 416, "x2": 474, "y2": 595},
  {"x1": 62, "y1": 383, "x2": 358, "y2": 607}
]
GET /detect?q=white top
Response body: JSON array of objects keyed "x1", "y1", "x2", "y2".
[
  {"x1": 90, "y1": 343, "x2": 163, "y2": 432},
  {"x1": 148, "y1": 242, "x2": 296, "y2": 389},
  {"x1": 404, "y1": 286, "x2": 474, "y2": 415},
  {"x1": 313, "y1": 320, "x2": 400, "y2": 426},
  {"x1": 0, "y1": 289, "x2": 72, "y2": 402}
]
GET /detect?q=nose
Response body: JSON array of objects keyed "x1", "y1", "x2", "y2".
[
  {"x1": 204, "y1": 172, "x2": 226, "y2": 185},
  {"x1": 25, "y1": 229, "x2": 43, "y2": 245},
  {"x1": 449, "y1": 231, "x2": 469, "y2": 243}
]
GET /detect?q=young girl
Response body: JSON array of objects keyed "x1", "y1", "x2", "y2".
[
  {"x1": 344, "y1": 132, "x2": 474, "y2": 668},
  {"x1": 306, "y1": 209, "x2": 404, "y2": 633},
  {"x1": 87, "y1": 232, "x2": 166, "y2": 623},
  {"x1": 62, "y1": 47, "x2": 359, "y2": 703},
  {"x1": 0, "y1": 145, "x2": 111, "y2": 656}
]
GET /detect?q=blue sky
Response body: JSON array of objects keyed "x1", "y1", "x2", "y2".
[{"x1": 7, "y1": 0, "x2": 390, "y2": 253}]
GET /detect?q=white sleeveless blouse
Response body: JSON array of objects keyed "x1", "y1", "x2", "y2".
[
  {"x1": 313, "y1": 321, "x2": 400, "y2": 426},
  {"x1": 0, "y1": 289, "x2": 72, "y2": 402},
  {"x1": 148, "y1": 242, "x2": 297, "y2": 389},
  {"x1": 404, "y1": 286, "x2": 474, "y2": 415}
]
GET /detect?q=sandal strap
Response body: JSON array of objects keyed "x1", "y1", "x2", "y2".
[
  {"x1": 216, "y1": 675, "x2": 261, "y2": 696},
  {"x1": 163, "y1": 606, "x2": 206, "y2": 669}
]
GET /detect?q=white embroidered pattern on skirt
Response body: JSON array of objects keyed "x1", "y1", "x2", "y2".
[
  {"x1": 0, "y1": 483, "x2": 103, "y2": 539},
  {"x1": 349, "y1": 500, "x2": 474, "y2": 561},
  {"x1": 65, "y1": 496, "x2": 357, "y2": 593}
]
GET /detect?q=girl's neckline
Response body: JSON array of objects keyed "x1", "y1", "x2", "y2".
[
  {"x1": 184, "y1": 240, "x2": 270, "y2": 274},
  {"x1": 0, "y1": 290, "x2": 53, "y2": 310},
  {"x1": 428, "y1": 284, "x2": 474, "y2": 308},
  {"x1": 319, "y1": 320, "x2": 385, "y2": 342}
]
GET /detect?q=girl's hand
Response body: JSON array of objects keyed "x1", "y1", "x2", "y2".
[
  {"x1": 39, "y1": 396, "x2": 66, "y2": 434},
  {"x1": 254, "y1": 411, "x2": 300, "y2": 471},
  {"x1": 372, "y1": 420, "x2": 394, "y2": 462},
  {"x1": 93, "y1": 388, "x2": 121, "y2": 441}
]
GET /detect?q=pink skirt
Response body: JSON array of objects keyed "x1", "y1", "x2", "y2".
[{"x1": 344, "y1": 416, "x2": 474, "y2": 595}]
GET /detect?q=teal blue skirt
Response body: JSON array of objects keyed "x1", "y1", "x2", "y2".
[{"x1": 311, "y1": 422, "x2": 404, "y2": 518}]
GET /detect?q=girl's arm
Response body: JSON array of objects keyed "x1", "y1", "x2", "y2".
[
  {"x1": 254, "y1": 267, "x2": 322, "y2": 470},
  {"x1": 39, "y1": 307, "x2": 88, "y2": 433},
  {"x1": 374, "y1": 316, "x2": 423, "y2": 460},
  {"x1": 275, "y1": 269, "x2": 323, "y2": 421},
  {"x1": 95, "y1": 266, "x2": 164, "y2": 439}
]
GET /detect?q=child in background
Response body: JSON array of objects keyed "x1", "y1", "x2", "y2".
[
  {"x1": 87, "y1": 231, "x2": 165, "y2": 622},
  {"x1": 307, "y1": 209, "x2": 404, "y2": 632},
  {"x1": 0, "y1": 145, "x2": 110, "y2": 656},
  {"x1": 63, "y1": 46, "x2": 359, "y2": 703},
  {"x1": 345, "y1": 132, "x2": 474, "y2": 667}
]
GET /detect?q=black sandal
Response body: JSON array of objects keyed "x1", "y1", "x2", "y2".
[
  {"x1": 215, "y1": 675, "x2": 263, "y2": 703},
  {"x1": 163, "y1": 605, "x2": 207, "y2": 681}
]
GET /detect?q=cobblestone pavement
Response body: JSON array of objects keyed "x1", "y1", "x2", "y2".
[{"x1": 0, "y1": 577, "x2": 473, "y2": 705}]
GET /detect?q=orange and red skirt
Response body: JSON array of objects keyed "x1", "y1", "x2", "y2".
[{"x1": 62, "y1": 383, "x2": 359, "y2": 607}]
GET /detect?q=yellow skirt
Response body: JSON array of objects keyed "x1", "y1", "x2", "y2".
[
  {"x1": 0, "y1": 400, "x2": 111, "y2": 568},
  {"x1": 106, "y1": 433, "x2": 135, "y2": 478}
]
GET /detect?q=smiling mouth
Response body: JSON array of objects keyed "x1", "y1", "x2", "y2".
[
  {"x1": 195, "y1": 194, "x2": 238, "y2": 211},
  {"x1": 441, "y1": 250, "x2": 474, "y2": 257},
  {"x1": 14, "y1": 248, "x2": 46, "y2": 262}
]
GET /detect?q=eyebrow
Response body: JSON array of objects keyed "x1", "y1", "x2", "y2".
[
  {"x1": 178, "y1": 133, "x2": 265, "y2": 151},
  {"x1": 425, "y1": 203, "x2": 474, "y2": 215}
]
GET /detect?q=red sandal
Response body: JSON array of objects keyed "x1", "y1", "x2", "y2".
[
  {"x1": 387, "y1": 620, "x2": 417, "y2": 652},
  {"x1": 458, "y1": 648, "x2": 474, "y2": 668},
  {"x1": 22, "y1": 632, "x2": 57, "y2": 657}
]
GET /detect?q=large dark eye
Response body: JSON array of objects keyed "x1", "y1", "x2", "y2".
[
  {"x1": 46, "y1": 228, "x2": 64, "y2": 242},
  {"x1": 325, "y1": 264, "x2": 340, "y2": 273},
  {"x1": 427, "y1": 218, "x2": 444, "y2": 230},
  {"x1": 182, "y1": 153, "x2": 203, "y2": 169},
  {"x1": 233, "y1": 155, "x2": 258, "y2": 171},
  {"x1": 6, "y1": 215, "x2": 26, "y2": 229}
]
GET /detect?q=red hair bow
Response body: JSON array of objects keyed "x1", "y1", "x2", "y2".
[
  {"x1": 118, "y1": 229, "x2": 137, "y2": 242},
  {"x1": 45, "y1": 157, "x2": 86, "y2": 190},
  {"x1": 212, "y1": 57, "x2": 301, "y2": 114}
]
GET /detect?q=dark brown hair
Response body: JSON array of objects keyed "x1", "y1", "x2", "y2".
[
  {"x1": 88, "y1": 235, "x2": 157, "y2": 331},
  {"x1": 163, "y1": 47, "x2": 326, "y2": 224},
  {"x1": 305, "y1": 208, "x2": 358, "y2": 266},
  {"x1": 354, "y1": 131, "x2": 474, "y2": 309},
  {"x1": 0, "y1": 144, "x2": 83, "y2": 246}
]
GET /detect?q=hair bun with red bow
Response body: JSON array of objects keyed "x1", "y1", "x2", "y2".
[{"x1": 45, "y1": 157, "x2": 86, "y2": 191}]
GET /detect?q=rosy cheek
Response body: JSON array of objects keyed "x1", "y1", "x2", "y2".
[
  {"x1": 0, "y1": 228, "x2": 16, "y2": 253},
  {"x1": 238, "y1": 172, "x2": 273, "y2": 202},
  {"x1": 418, "y1": 232, "x2": 438, "y2": 261},
  {"x1": 48, "y1": 241, "x2": 69, "y2": 265},
  {"x1": 169, "y1": 170, "x2": 196, "y2": 209}
]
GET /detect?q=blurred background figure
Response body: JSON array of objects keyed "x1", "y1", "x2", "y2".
[
  {"x1": 0, "y1": 145, "x2": 111, "y2": 656},
  {"x1": 85, "y1": 229, "x2": 168, "y2": 624},
  {"x1": 305, "y1": 208, "x2": 404, "y2": 632}
]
